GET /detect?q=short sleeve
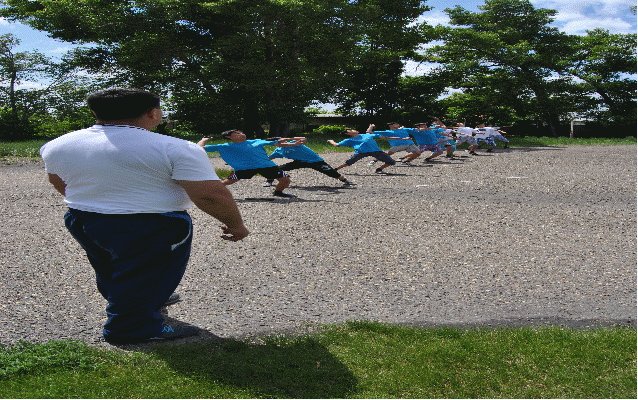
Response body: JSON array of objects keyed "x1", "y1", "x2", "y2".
[{"x1": 169, "y1": 142, "x2": 220, "y2": 181}]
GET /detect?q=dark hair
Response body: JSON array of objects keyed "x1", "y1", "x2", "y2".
[
  {"x1": 220, "y1": 129, "x2": 241, "y2": 138},
  {"x1": 87, "y1": 88, "x2": 160, "y2": 121},
  {"x1": 387, "y1": 122, "x2": 399, "y2": 126},
  {"x1": 414, "y1": 122, "x2": 428, "y2": 127},
  {"x1": 341, "y1": 128, "x2": 353, "y2": 136}
]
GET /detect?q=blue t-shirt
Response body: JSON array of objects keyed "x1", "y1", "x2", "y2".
[
  {"x1": 204, "y1": 139, "x2": 277, "y2": 171},
  {"x1": 373, "y1": 128, "x2": 416, "y2": 147},
  {"x1": 432, "y1": 127, "x2": 449, "y2": 141},
  {"x1": 337, "y1": 133, "x2": 383, "y2": 154},
  {"x1": 269, "y1": 145, "x2": 324, "y2": 163},
  {"x1": 411, "y1": 129, "x2": 440, "y2": 146}
]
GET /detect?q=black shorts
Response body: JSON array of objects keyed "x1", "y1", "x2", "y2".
[{"x1": 229, "y1": 166, "x2": 289, "y2": 181}]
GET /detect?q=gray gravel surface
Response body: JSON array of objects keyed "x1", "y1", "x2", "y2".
[{"x1": 1, "y1": 145, "x2": 636, "y2": 349}]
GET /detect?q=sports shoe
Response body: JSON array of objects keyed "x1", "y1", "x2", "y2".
[
  {"x1": 375, "y1": 168, "x2": 387, "y2": 174},
  {"x1": 150, "y1": 325, "x2": 199, "y2": 341},
  {"x1": 368, "y1": 160, "x2": 378, "y2": 165},
  {"x1": 469, "y1": 151, "x2": 477, "y2": 155},
  {"x1": 164, "y1": 293, "x2": 181, "y2": 306},
  {"x1": 273, "y1": 191, "x2": 296, "y2": 198},
  {"x1": 486, "y1": 148, "x2": 493, "y2": 153},
  {"x1": 104, "y1": 325, "x2": 199, "y2": 344},
  {"x1": 262, "y1": 180, "x2": 274, "y2": 187},
  {"x1": 400, "y1": 159, "x2": 412, "y2": 165},
  {"x1": 342, "y1": 180, "x2": 355, "y2": 186}
]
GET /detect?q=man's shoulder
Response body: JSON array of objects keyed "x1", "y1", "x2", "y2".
[{"x1": 41, "y1": 126, "x2": 99, "y2": 150}]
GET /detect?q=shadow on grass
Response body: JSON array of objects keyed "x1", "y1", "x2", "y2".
[{"x1": 146, "y1": 331, "x2": 358, "y2": 398}]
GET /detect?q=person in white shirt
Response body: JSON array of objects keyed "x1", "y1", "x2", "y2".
[
  {"x1": 453, "y1": 122, "x2": 479, "y2": 155},
  {"x1": 40, "y1": 88, "x2": 249, "y2": 345},
  {"x1": 474, "y1": 122, "x2": 497, "y2": 152},
  {"x1": 487, "y1": 125, "x2": 510, "y2": 148}
]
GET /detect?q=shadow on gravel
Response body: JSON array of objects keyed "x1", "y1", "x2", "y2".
[
  {"x1": 127, "y1": 323, "x2": 358, "y2": 398},
  {"x1": 292, "y1": 185, "x2": 355, "y2": 194},
  {"x1": 508, "y1": 146, "x2": 567, "y2": 152},
  {"x1": 237, "y1": 196, "x2": 341, "y2": 204}
]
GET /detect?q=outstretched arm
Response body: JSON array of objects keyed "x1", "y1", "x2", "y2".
[
  {"x1": 327, "y1": 140, "x2": 340, "y2": 147},
  {"x1": 275, "y1": 137, "x2": 306, "y2": 147},
  {"x1": 197, "y1": 136, "x2": 213, "y2": 148},
  {"x1": 378, "y1": 136, "x2": 413, "y2": 141}
]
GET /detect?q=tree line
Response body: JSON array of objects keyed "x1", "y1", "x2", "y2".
[{"x1": 1, "y1": 0, "x2": 635, "y2": 140}]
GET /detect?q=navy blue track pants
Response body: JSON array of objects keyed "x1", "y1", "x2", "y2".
[{"x1": 64, "y1": 209, "x2": 192, "y2": 342}]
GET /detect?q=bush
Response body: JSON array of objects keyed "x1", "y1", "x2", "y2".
[{"x1": 312, "y1": 125, "x2": 349, "y2": 135}]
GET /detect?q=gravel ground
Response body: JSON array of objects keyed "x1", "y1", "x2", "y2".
[{"x1": 1, "y1": 145, "x2": 636, "y2": 349}]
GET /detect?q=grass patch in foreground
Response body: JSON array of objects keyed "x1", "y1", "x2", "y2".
[{"x1": 1, "y1": 323, "x2": 635, "y2": 398}]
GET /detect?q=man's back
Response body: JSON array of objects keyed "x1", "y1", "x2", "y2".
[{"x1": 41, "y1": 125, "x2": 217, "y2": 214}]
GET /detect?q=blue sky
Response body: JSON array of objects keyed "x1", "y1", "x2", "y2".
[{"x1": 1, "y1": 0, "x2": 636, "y2": 59}]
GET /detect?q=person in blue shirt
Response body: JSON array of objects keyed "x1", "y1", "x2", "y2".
[
  {"x1": 327, "y1": 125, "x2": 413, "y2": 174},
  {"x1": 366, "y1": 122, "x2": 422, "y2": 165},
  {"x1": 410, "y1": 120, "x2": 447, "y2": 162},
  {"x1": 263, "y1": 137, "x2": 355, "y2": 187},
  {"x1": 197, "y1": 130, "x2": 303, "y2": 198}
]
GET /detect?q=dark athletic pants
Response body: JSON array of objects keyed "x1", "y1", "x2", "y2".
[
  {"x1": 278, "y1": 160, "x2": 342, "y2": 179},
  {"x1": 64, "y1": 209, "x2": 192, "y2": 341}
]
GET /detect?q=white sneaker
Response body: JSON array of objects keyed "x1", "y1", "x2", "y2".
[
  {"x1": 368, "y1": 160, "x2": 377, "y2": 165},
  {"x1": 262, "y1": 181, "x2": 274, "y2": 187}
]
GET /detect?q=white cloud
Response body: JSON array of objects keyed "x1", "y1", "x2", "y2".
[
  {"x1": 420, "y1": 1, "x2": 636, "y2": 35},
  {"x1": 49, "y1": 46, "x2": 73, "y2": 54},
  {"x1": 0, "y1": 17, "x2": 14, "y2": 27},
  {"x1": 561, "y1": 17, "x2": 633, "y2": 34},
  {"x1": 532, "y1": 0, "x2": 636, "y2": 34},
  {"x1": 416, "y1": 10, "x2": 451, "y2": 27}
]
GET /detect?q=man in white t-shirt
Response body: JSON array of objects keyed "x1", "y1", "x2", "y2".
[{"x1": 40, "y1": 88, "x2": 249, "y2": 345}]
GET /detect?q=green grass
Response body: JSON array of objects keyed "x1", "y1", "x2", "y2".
[
  {"x1": 1, "y1": 323, "x2": 635, "y2": 398},
  {"x1": 505, "y1": 135, "x2": 636, "y2": 147},
  {"x1": 0, "y1": 139, "x2": 49, "y2": 159}
]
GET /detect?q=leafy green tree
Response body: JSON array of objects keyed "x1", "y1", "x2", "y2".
[
  {"x1": 559, "y1": 29, "x2": 636, "y2": 126},
  {"x1": 0, "y1": 33, "x2": 91, "y2": 139},
  {"x1": 2, "y1": 0, "x2": 430, "y2": 136},
  {"x1": 393, "y1": 71, "x2": 449, "y2": 124},
  {"x1": 334, "y1": 0, "x2": 432, "y2": 121},
  {"x1": 424, "y1": 0, "x2": 577, "y2": 135}
]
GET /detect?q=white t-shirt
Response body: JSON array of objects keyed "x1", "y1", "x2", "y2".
[
  {"x1": 457, "y1": 127, "x2": 477, "y2": 136},
  {"x1": 40, "y1": 124, "x2": 219, "y2": 214},
  {"x1": 474, "y1": 127, "x2": 498, "y2": 139}
]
